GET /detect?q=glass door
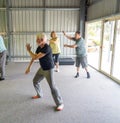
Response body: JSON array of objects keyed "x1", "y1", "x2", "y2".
[
  {"x1": 100, "y1": 21, "x2": 115, "y2": 75},
  {"x1": 112, "y1": 20, "x2": 120, "y2": 80},
  {"x1": 86, "y1": 21, "x2": 102, "y2": 69}
]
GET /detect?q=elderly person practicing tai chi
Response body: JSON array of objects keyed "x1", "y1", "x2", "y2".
[{"x1": 25, "y1": 33, "x2": 64, "y2": 111}]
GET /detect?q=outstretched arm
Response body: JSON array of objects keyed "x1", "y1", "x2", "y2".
[
  {"x1": 62, "y1": 31, "x2": 73, "y2": 40},
  {"x1": 49, "y1": 38, "x2": 58, "y2": 44},
  {"x1": 64, "y1": 44, "x2": 77, "y2": 48},
  {"x1": 25, "y1": 58, "x2": 34, "y2": 74}
]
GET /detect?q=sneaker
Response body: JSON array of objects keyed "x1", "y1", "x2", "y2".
[
  {"x1": 32, "y1": 95, "x2": 40, "y2": 99},
  {"x1": 56, "y1": 104, "x2": 64, "y2": 111},
  {"x1": 0, "y1": 77, "x2": 5, "y2": 81},
  {"x1": 55, "y1": 69, "x2": 59, "y2": 72},
  {"x1": 74, "y1": 73, "x2": 79, "y2": 78},
  {"x1": 87, "y1": 72, "x2": 90, "y2": 78}
]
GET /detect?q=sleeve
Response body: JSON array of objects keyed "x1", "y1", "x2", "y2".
[
  {"x1": 76, "y1": 39, "x2": 83, "y2": 47},
  {"x1": 35, "y1": 47, "x2": 39, "y2": 54},
  {"x1": 41, "y1": 45, "x2": 51, "y2": 55}
]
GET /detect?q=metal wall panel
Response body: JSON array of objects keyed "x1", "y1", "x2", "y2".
[
  {"x1": 118, "y1": 5, "x2": 120, "y2": 13},
  {"x1": 0, "y1": 0, "x2": 6, "y2": 33},
  {"x1": 10, "y1": 10, "x2": 43, "y2": 32},
  {"x1": 0, "y1": 11, "x2": 6, "y2": 33},
  {"x1": 0, "y1": 0, "x2": 6, "y2": 7},
  {"x1": 3, "y1": 0, "x2": 80, "y2": 61},
  {"x1": 46, "y1": 10, "x2": 80, "y2": 32},
  {"x1": 10, "y1": 34, "x2": 37, "y2": 61},
  {"x1": 10, "y1": 0, "x2": 43, "y2": 7},
  {"x1": 9, "y1": 0, "x2": 80, "y2": 8},
  {"x1": 46, "y1": 0, "x2": 80, "y2": 7},
  {"x1": 87, "y1": 0, "x2": 118, "y2": 21}
]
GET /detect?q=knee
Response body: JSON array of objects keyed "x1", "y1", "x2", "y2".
[
  {"x1": 33, "y1": 77, "x2": 35, "y2": 82},
  {"x1": 33, "y1": 78, "x2": 37, "y2": 85},
  {"x1": 51, "y1": 85, "x2": 58, "y2": 94}
]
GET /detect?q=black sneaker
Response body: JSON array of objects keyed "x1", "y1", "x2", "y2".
[
  {"x1": 0, "y1": 77, "x2": 5, "y2": 81},
  {"x1": 74, "y1": 73, "x2": 79, "y2": 78},
  {"x1": 87, "y1": 72, "x2": 90, "y2": 78}
]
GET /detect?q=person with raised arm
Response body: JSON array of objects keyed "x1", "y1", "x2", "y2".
[
  {"x1": 25, "y1": 33, "x2": 64, "y2": 111},
  {"x1": 63, "y1": 31, "x2": 90, "y2": 79}
]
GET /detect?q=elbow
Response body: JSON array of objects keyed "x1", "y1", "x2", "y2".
[
  {"x1": 32, "y1": 55, "x2": 37, "y2": 60},
  {"x1": 31, "y1": 58, "x2": 34, "y2": 61},
  {"x1": 33, "y1": 57, "x2": 36, "y2": 60}
]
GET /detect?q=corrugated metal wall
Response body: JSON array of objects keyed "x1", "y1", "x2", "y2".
[
  {"x1": 1, "y1": 0, "x2": 120, "y2": 61},
  {"x1": 45, "y1": 10, "x2": 79, "y2": 32},
  {"x1": 10, "y1": 0, "x2": 43, "y2": 7},
  {"x1": 0, "y1": 0, "x2": 6, "y2": 33},
  {"x1": 9, "y1": 0, "x2": 80, "y2": 8},
  {"x1": 10, "y1": 10, "x2": 44, "y2": 32},
  {"x1": 45, "y1": 0, "x2": 80, "y2": 7},
  {"x1": 0, "y1": 11, "x2": 6, "y2": 33},
  {"x1": 0, "y1": 0, "x2": 80, "y2": 61},
  {"x1": 87, "y1": 0, "x2": 119, "y2": 21}
]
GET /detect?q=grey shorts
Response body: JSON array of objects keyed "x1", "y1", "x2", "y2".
[{"x1": 76, "y1": 56, "x2": 88, "y2": 68}]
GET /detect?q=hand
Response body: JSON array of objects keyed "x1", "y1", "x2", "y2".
[
  {"x1": 62, "y1": 31, "x2": 66, "y2": 36},
  {"x1": 26, "y1": 43, "x2": 31, "y2": 51},
  {"x1": 64, "y1": 44, "x2": 67, "y2": 47},
  {"x1": 25, "y1": 67, "x2": 30, "y2": 74}
]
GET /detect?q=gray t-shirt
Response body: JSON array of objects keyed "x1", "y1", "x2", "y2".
[{"x1": 72, "y1": 37, "x2": 87, "y2": 57}]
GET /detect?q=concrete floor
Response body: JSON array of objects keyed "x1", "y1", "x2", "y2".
[{"x1": 0, "y1": 62, "x2": 120, "y2": 123}]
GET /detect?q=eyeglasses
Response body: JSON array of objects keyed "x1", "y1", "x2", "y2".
[{"x1": 37, "y1": 38, "x2": 44, "y2": 42}]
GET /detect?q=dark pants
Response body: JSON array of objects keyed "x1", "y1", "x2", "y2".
[
  {"x1": 52, "y1": 53, "x2": 60, "y2": 63},
  {"x1": 0, "y1": 50, "x2": 6, "y2": 78}
]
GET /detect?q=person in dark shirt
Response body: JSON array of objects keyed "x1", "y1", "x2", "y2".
[{"x1": 25, "y1": 33, "x2": 64, "y2": 111}]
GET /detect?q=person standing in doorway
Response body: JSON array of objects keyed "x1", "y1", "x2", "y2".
[
  {"x1": 0, "y1": 35, "x2": 7, "y2": 81},
  {"x1": 25, "y1": 33, "x2": 64, "y2": 111},
  {"x1": 63, "y1": 31, "x2": 90, "y2": 79},
  {"x1": 49, "y1": 31, "x2": 61, "y2": 72}
]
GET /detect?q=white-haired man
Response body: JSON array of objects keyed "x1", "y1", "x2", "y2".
[{"x1": 25, "y1": 33, "x2": 64, "y2": 111}]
